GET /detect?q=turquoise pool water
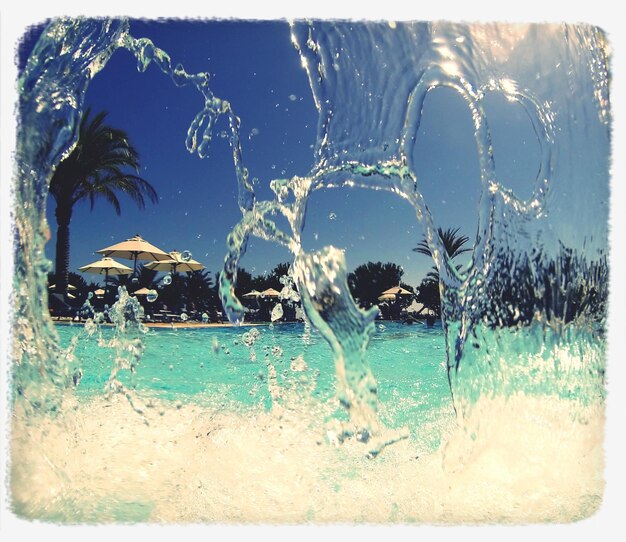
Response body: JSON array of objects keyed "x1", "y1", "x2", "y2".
[{"x1": 56, "y1": 321, "x2": 455, "y2": 450}]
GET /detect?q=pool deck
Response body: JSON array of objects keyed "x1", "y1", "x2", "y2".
[{"x1": 51, "y1": 318, "x2": 269, "y2": 329}]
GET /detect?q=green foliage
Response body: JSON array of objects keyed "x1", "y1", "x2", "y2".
[
  {"x1": 413, "y1": 226, "x2": 471, "y2": 261},
  {"x1": 478, "y1": 244, "x2": 608, "y2": 330},
  {"x1": 48, "y1": 271, "x2": 88, "y2": 307},
  {"x1": 413, "y1": 227, "x2": 471, "y2": 317},
  {"x1": 135, "y1": 265, "x2": 158, "y2": 290},
  {"x1": 414, "y1": 279, "x2": 441, "y2": 316},
  {"x1": 231, "y1": 263, "x2": 297, "y2": 321},
  {"x1": 347, "y1": 261, "x2": 406, "y2": 310},
  {"x1": 184, "y1": 269, "x2": 218, "y2": 313}
]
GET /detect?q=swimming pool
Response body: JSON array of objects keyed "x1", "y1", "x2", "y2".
[{"x1": 56, "y1": 320, "x2": 455, "y2": 451}]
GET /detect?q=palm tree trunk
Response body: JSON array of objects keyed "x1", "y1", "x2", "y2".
[{"x1": 54, "y1": 206, "x2": 72, "y2": 298}]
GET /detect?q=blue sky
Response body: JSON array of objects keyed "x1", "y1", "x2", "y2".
[{"x1": 22, "y1": 18, "x2": 541, "y2": 287}]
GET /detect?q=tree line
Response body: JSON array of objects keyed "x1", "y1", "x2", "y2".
[
  {"x1": 48, "y1": 256, "x2": 443, "y2": 323},
  {"x1": 45, "y1": 108, "x2": 608, "y2": 328}
]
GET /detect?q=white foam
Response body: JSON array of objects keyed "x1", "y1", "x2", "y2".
[{"x1": 8, "y1": 392, "x2": 603, "y2": 525}]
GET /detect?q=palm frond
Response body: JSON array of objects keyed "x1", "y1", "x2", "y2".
[
  {"x1": 413, "y1": 227, "x2": 471, "y2": 259},
  {"x1": 51, "y1": 107, "x2": 158, "y2": 213}
]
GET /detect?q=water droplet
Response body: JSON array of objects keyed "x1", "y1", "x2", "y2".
[
  {"x1": 291, "y1": 355, "x2": 308, "y2": 372},
  {"x1": 162, "y1": 274, "x2": 172, "y2": 286},
  {"x1": 271, "y1": 303, "x2": 284, "y2": 322},
  {"x1": 84, "y1": 319, "x2": 96, "y2": 336},
  {"x1": 288, "y1": 94, "x2": 297, "y2": 101},
  {"x1": 328, "y1": 212, "x2": 337, "y2": 220},
  {"x1": 180, "y1": 313, "x2": 189, "y2": 322},
  {"x1": 146, "y1": 290, "x2": 158, "y2": 303},
  {"x1": 242, "y1": 328, "x2": 260, "y2": 347},
  {"x1": 87, "y1": 292, "x2": 93, "y2": 299},
  {"x1": 181, "y1": 250, "x2": 192, "y2": 262}
]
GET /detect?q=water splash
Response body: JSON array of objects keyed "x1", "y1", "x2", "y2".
[
  {"x1": 270, "y1": 303, "x2": 284, "y2": 322},
  {"x1": 13, "y1": 18, "x2": 131, "y2": 415},
  {"x1": 10, "y1": 17, "x2": 610, "y2": 521},
  {"x1": 15, "y1": 16, "x2": 609, "y2": 431},
  {"x1": 217, "y1": 20, "x2": 609, "y2": 446}
]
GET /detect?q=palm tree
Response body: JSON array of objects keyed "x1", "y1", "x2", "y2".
[
  {"x1": 49, "y1": 107, "x2": 158, "y2": 298},
  {"x1": 413, "y1": 227, "x2": 471, "y2": 319},
  {"x1": 414, "y1": 226, "x2": 471, "y2": 261},
  {"x1": 413, "y1": 227, "x2": 471, "y2": 281}
]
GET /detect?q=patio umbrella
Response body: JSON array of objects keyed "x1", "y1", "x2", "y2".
[
  {"x1": 132, "y1": 287, "x2": 152, "y2": 296},
  {"x1": 381, "y1": 286, "x2": 413, "y2": 297},
  {"x1": 78, "y1": 257, "x2": 133, "y2": 291},
  {"x1": 377, "y1": 293, "x2": 397, "y2": 302},
  {"x1": 242, "y1": 290, "x2": 262, "y2": 298},
  {"x1": 260, "y1": 288, "x2": 281, "y2": 297},
  {"x1": 94, "y1": 288, "x2": 105, "y2": 298},
  {"x1": 145, "y1": 250, "x2": 205, "y2": 274},
  {"x1": 96, "y1": 234, "x2": 170, "y2": 273}
]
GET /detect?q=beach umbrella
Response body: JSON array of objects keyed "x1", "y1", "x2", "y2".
[
  {"x1": 381, "y1": 286, "x2": 413, "y2": 297},
  {"x1": 94, "y1": 288, "x2": 105, "y2": 298},
  {"x1": 377, "y1": 293, "x2": 397, "y2": 302},
  {"x1": 132, "y1": 287, "x2": 152, "y2": 296},
  {"x1": 260, "y1": 288, "x2": 281, "y2": 297},
  {"x1": 96, "y1": 234, "x2": 170, "y2": 273},
  {"x1": 241, "y1": 290, "x2": 262, "y2": 310},
  {"x1": 145, "y1": 250, "x2": 205, "y2": 274},
  {"x1": 78, "y1": 257, "x2": 133, "y2": 291}
]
